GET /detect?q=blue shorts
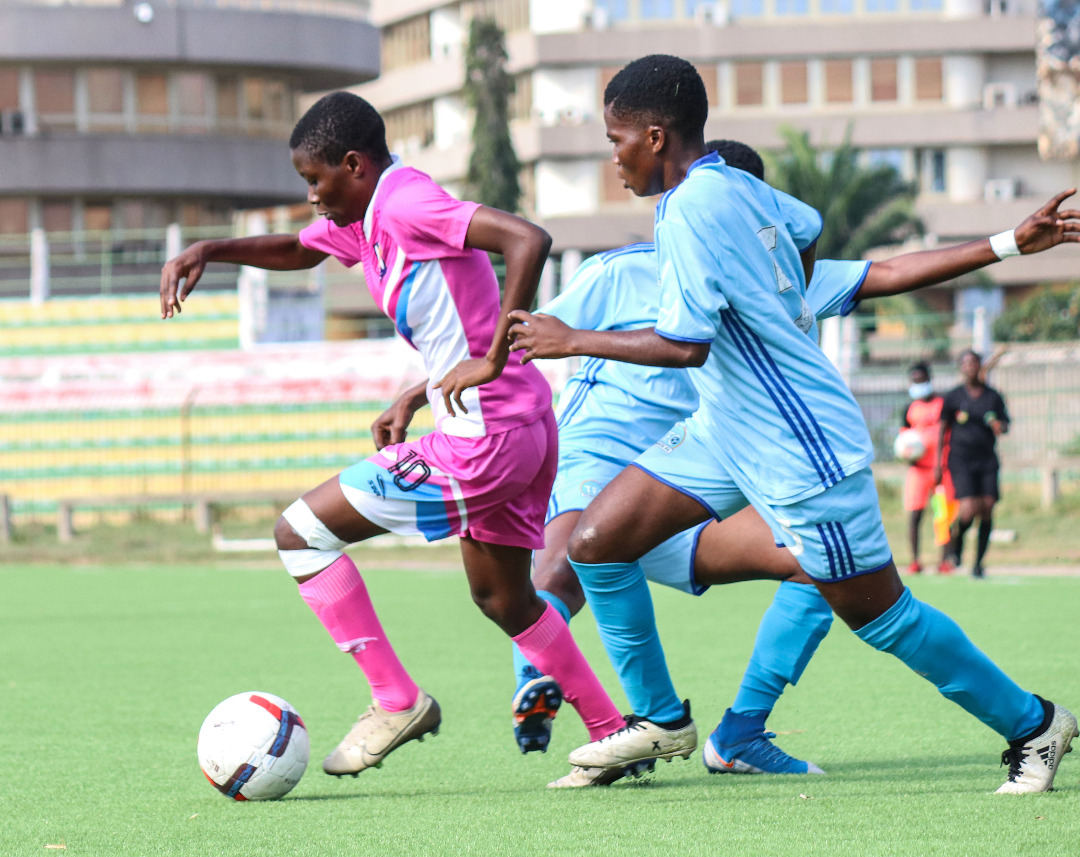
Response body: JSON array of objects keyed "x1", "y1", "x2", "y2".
[
  {"x1": 549, "y1": 447, "x2": 707, "y2": 595},
  {"x1": 634, "y1": 419, "x2": 893, "y2": 583}
]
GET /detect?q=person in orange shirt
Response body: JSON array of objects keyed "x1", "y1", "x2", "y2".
[{"x1": 902, "y1": 363, "x2": 956, "y2": 574}]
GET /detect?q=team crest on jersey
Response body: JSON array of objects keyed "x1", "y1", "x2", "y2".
[
  {"x1": 655, "y1": 423, "x2": 687, "y2": 454},
  {"x1": 373, "y1": 242, "x2": 387, "y2": 278},
  {"x1": 957, "y1": 411, "x2": 969, "y2": 424},
  {"x1": 579, "y1": 480, "x2": 602, "y2": 498},
  {"x1": 794, "y1": 296, "x2": 815, "y2": 334}
]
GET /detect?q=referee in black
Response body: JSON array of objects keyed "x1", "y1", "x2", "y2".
[{"x1": 934, "y1": 349, "x2": 1010, "y2": 578}]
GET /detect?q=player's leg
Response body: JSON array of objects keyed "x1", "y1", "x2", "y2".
[
  {"x1": 971, "y1": 463, "x2": 1000, "y2": 578},
  {"x1": 276, "y1": 475, "x2": 439, "y2": 777},
  {"x1": 768, "y1": 468, "x2": 1076, "y2": 794},
  {"x1": 948, "y1": 462, "x2": 979, "y2": 567},
  {"x1": 683, "y1": 507, "x2": 832, "y2": 775},
  {"x1": 458, "y1": 534, "x2": 624, "y2": 745},
  {"x1": 903, "y1": 465, "x2": 930, "y2": 573},
  {"x1": 510, "y1": 510, "x2": 583, "y2": 753}
]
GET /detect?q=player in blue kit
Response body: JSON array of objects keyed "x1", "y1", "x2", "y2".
[
  {"x1": 508, "y1": 55, "x2": 1077, "y2": 794},
  {"x1": 509, "y1": 147, "x2": 1080, "y2": 785}
]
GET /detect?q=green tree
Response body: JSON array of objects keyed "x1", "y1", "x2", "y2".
[
  {"x1": 462, "y1": 17, "x2": 520, "y2": 214},
  {"x1": 992, "y1": 284, "x2": 1080, "y2": 342},
  {"x1": 765, "y1": 126, "x2": 922, "y2": 261}
]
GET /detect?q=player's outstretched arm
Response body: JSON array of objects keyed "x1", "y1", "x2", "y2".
[
  {"x1": 508, "y1": 311, "x2": 709, "y2": 368},
  {"x1": 433, "y1": 206, "x2": 552, "y2": 415},
  {"x1": 371, "y1": 381, "x2": 429, "y2": 450},
  {"x1": 857, "y1": 189, "x2": 1080, "y2": 301},
  {"x1": 159, "y1": 235, "x2": 327, "y2": 319}
]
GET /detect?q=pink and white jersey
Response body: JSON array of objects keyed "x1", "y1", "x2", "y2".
[{"x1": 298, "y1": 158, "x2": 551, "y2": 438}]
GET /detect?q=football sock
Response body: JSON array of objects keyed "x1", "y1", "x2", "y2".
[
  {"x1": 974, "y1": 518, "x2": 993, "y2": 568},
  {"x1": 950, "y1": 516, "x2": 974, "y2": 565},
  {"x1": 297, "y1": 554, "x2": 419, "y2": 713},
  {"x1": 568, "y1": 558, "x2": 686, "y2": 725},
  {"x1": 854, "y1": 587, "x2": 1044, "y2": 741},
  {"x1": 511, "y1": 590, "x2": 571, "y2": 693},
  {"x1": 731, "y1": 581, "x2": 834, "y2": 718},
  {"x1": 713, "y1": 708, "x2": 767, "y2": 747},
  {"x1": 512, "y1": 602, "x2": 624, "y2": 741}
]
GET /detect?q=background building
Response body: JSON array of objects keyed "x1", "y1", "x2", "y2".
[
  {"x1": 358, "y1": 0, "x2": 1080, "y2": 321},
  {"x1": 0, "y1": 0, "x2": 378, "y2": 295}
]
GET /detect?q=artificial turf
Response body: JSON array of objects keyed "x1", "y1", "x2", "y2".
[{"x1": 4, "y1": 558, "x2": 1079, "y2": 856}]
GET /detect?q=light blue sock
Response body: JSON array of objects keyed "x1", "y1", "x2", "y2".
[
  {"x1": 855, "y1": 587, "x2": 1044, "y2": 741},
  {"x1": 511, "y1": 590, "x2": 571, "y2": 693},
  {"x1": 731, "y1": 581, "x2": 834, "y2": 717},
  {"x1": 569, "y1": 557, "x2": 685, "y2": 724}
]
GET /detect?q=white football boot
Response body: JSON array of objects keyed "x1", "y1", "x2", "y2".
[
  {"x1": 569, "y1": 702, "x2": 696, "y2": 769},
  {"x1": 996, "y1": 699, "x2": 1077, "y2": 794},
  {"x1": 323, "y1": 689, "x2": 441, "y2": 776},
  {"x1": 547, "y1": 760, "x2": 656, "y2": 789}
]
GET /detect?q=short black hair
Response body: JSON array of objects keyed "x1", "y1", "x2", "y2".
[
  {"x1": 959, "y1": 348, "x2": 982, "y2": 364},
  {"x1": 909, "y1": 361, "x2": 931, "y2": 378},
  {"x1": 706, "y1": 139, "x2": 765, "y2": 181},
  {"x1": 604, "y1": 55, "x2": 708, "y2": 141},
  {"x1": 289, "y1": 91, "x2": 390, "y2": 165}
]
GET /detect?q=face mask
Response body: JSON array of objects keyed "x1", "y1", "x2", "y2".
[{"x1": 909, "y1": 381, "x2": 933, "y2": 400}]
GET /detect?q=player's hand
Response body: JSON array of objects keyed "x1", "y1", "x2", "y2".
[
  {"x1": 433, "y1": 357, "x2": 501, "y2": 417},
  {"x1": 371, "y1": 396, "x2": 419, "y2": 450},
  {"x1": 1014, "y1": 189, "x2": 1080, "y2": 255},
  {"x1": 507, "y1": 310, "x2": 575, "y2": 363},
  {"x1": 160, "y1": 244, "x2": 208, "y2": 319}
]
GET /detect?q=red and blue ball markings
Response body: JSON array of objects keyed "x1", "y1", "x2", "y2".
[{"x1": 203, "y1": 694, "x2": 306, "y2": 801}]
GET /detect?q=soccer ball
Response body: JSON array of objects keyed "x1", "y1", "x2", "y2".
[
  {"x1": 197, "y1": 692, "x2": 310, "y2": 801},
  {"x1": 893, "y1": 429, "x2": 927, "y2": 464}
]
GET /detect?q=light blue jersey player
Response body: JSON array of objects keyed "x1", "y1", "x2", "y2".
[{"x1": 511, "y1": 56, "x2": 1074, "y2": 795}]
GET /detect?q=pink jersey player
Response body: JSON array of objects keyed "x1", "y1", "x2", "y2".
[{"x1": 159, "y1": 92, "x2": 624, "y2": 786}]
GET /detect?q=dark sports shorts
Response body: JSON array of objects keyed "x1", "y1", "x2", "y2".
[{"x1": 949, "y1": 458, "x2": 999, "y2": 500}]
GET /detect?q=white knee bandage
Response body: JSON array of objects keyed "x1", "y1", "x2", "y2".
[
  {"x1": 279, "y1": 548, "x2": 343, "y2": 578},
  {"x1": 279, "y1": 499, "x2": 349, "y2": 578}
]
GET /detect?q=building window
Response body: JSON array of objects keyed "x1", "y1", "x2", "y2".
[
  {"x1": 135, "y1": 72, "x2": 169, "y2": 133},
  {"x1": 780, "y1": 61, "x2": 809, "y2": 105},
  {"x1": 734, "y1": 62, "x2": 764, "y2": 107},
  {"x1": 730, "y1": 0, "x2": 764, "y2": 15},
  {"x1": 695, "y1": 63, "x2": 719, "y2": 107},
  {"x1": 914, "y1": 58, "x2": 943, "y2": 101},
  {"x1": 0, "y1": 199, "x2": 29, "y2": 234},
  {"x1": 909, "y1": 0, "x2": 943, "y2": 9},
  {"x1": 86, "y1": 68, "x2": 125, "y2": 132},
  {"x1": 929, "y1": 149, "x2": 946, "y2": 192},
  {"x1": 35, "y1": 69, "x2": 76, "y2": 132},
  {"x1": 867, "y1": 149, "x2": 905, "y2": 173},
  {"x1": 383, "y1": 102, "x2": 435, "y2": 152},
  {"x1": 216, "y1": 76, "x2": 240, "y2": 133},
  {"x1": 466, "y1": 0, "x2": 531, "y2": 32},
  {"x1": 510, "y1": 72, "x2": 533, "y2": 122},
  {"x1": 820, "y1": 0, "x2": 854, "y2": 12},
  {"x1": 824, "y1": 60, "x2": 853, "y2": 103},
  {"x1": 593, "y1": 0, "x2": 630, "y2": 21},
  {"x1": 865, "y1": 0, "x2": 900, "y2": 10},
  {"x1": 870, "y1": 58, "x2": 898, "y2": 102},
  {"x1": 775, "y1": 0, "x2": 809, "y2": 14},
  {"x1": 42, "y1": 200, "x2": 75, "y2": 233},
  {"x1": 640, "y1": 0, "x2": 676, "y2": 16},
  {"x1": 383, "y1": 14, "x2": 432, "y2": 72},
  {"x1": 0, "y1": 68, "x2": 19, "y2": 111}
]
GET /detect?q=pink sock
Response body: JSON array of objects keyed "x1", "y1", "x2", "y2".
[
  {"x1": 513, "y1": 603, "x2": 624, "y2": 740},
  {"x1": 297, "y1": 555, "x2": 419, "y2": 713}
]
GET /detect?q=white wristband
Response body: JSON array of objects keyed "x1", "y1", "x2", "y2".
[{"x1": 989, "y1": 229, "x2": 1020, "y2": 260}]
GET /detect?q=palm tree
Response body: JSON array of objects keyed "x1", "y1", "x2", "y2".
[{"x1": 765, "y1": 126, "x2": 922, "y2": 261}]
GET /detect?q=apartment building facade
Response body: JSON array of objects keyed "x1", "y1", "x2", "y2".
[{"x1": 358, "y1": 0, "x2": 1080, "y2": 316}]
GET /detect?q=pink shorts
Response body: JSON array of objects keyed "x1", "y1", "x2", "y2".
[
  {"x1": 338, "y1": 410, "x2": 557, "y2": 550},
  {"x1": 904, "y1": 465, "x2": 953, "y2": 512}
]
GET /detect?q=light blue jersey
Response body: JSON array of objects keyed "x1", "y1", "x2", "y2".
[
  {"x1": 540, "y1": 245, "x2": 699, "y2": 465},
  {"x1": 654, "y1": 152, "x2": 875, "y2": 505},
  {"x1": 809, "y1": 259, "x2": 870, "y2": 320}
]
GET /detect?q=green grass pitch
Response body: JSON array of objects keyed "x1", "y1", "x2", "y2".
[{"x1": 4, "y1": 558, "x2": 1080, "y2": 856}]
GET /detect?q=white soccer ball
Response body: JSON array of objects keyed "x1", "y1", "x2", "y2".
[
  {"x1": 197, "y1": 692, "x2": 309, "y2": 801},
  {"x1": 893, "y1": 428, "x2": 927, "y2": 464}
]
